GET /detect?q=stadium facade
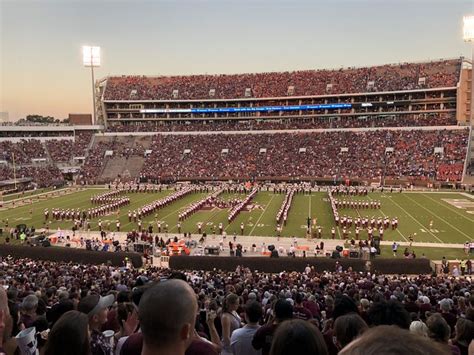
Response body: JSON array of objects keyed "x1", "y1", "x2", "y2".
[{"x1": 0, "y1": 57, "x2": 473, "y2": 188}]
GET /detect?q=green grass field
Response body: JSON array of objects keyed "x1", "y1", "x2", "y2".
[
  {"x1": 0, "y1": 189, "x2": 473, "y2": 251},
  {"x1": 2, "y1": 187, "x2": 55, "y2": 202}
]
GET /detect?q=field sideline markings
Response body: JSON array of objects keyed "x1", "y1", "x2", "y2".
[
  {"x1": 421, "y1": 193, "x2": 474, "y2": 223},
  {"x1": 249, "y1": 194, "x2": 276, "y2": 236},
  {"x1": 403, "y1": 194, "x2": 473, "y2": 241},
  {"x1": 368, "y1": 195, "x2": 408, "y2": 242},
  {"x1": 389, "y1": 195, "x2": 444, "y2": 243},
  {"x1": 1, "y1": 189, "x2": 102, "y2": 222}
]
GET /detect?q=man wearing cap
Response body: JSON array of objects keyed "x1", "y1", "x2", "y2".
[{"x1": 78, "y1": 294, "x2": 115, "y2": 355}]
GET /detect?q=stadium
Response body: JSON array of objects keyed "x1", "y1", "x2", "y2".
[{"x1": 0, "y1": 2, "x2": 473, "y2": 355}]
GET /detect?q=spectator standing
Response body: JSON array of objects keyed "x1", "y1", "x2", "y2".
[{"x1": 231, "y1": 301, "x2": 263, "y2": 355}]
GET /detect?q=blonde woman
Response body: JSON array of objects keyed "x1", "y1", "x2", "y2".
[{"x1": 221, "y1": 293, "x2": 241, "y2": 355}]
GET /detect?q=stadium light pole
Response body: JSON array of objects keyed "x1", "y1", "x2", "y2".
[
  {"x1": 82, "y1": 46, "x2": 101, "y2": 125},
  {"x1": 463, "y1": 16, "x2": 474, "y2": 125}
]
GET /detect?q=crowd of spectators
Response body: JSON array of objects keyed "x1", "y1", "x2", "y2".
[
  {"x1": 79, "y1": 140, "x2": 116, "y2": 183},
  {"x1": 0, "y1": 166, "x2": 64, "y2": 187},
  {"x1": 104, "y1": 59, "x2": 461, "y2": 100},
  {"x1": 105, "y1": 112, "x2": 458, "y2": 133},
  {"x1": 79, "y1": 136, "x2": 148, "y2": 183},
  {"x1": 45, "y1": 131, "x2": 95, "y2": 164},
  {"x1": 0, "y1": 131, "x2": 74, "y2": 138},
  {"x1": 0, "y1": 258, "x2": 472, "y2": 355},
  {"x1": 138, "y1": 129, "x2": 468, "y2": 182},
  {"x1": 0, "y1": 140, "x2": 46, "y2": 165}
]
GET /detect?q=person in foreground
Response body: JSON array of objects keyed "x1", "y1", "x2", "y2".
[
  {"x1": 338, "y1": 325, "x2": 451, "y2": 355},
  {"x1": 138, "y1": 279, "x2": 198, "y2": 355},
  {"x1": 269, "y1": 319, "x2": 328, "y2": 355},
  {"x1": 43, "y1": 310, "x2": 90, "y2": 355}
]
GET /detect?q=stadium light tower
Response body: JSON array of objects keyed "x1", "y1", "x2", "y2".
[
  {"x1": 82, "y1": 46, "x2": 101, "y2": 125},
  {"x1": 463, "y1": 16, "x2": 474, "y2": 124}
]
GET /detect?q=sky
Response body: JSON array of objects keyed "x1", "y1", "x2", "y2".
[{"x1": 1, "y1": 0, "x2": 473, "y2": 121}]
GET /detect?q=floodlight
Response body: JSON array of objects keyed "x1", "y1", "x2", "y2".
[
  {"x1": 82, "y1": 46, "x2": 101, "y2": 67},
  {"x1": 463, "y1": 15, "x2": 474, "y2": 42},
  {"x1": 82, "y1": 45, "x2": 101, "y2": 125}
]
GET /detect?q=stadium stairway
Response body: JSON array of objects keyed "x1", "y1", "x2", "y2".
[
  {"x1": 100, "y1": 156, "x2": 145, "y2": 181},
  {"x1": 42, "y1": 141, "x2": 54, "y2": 164}
]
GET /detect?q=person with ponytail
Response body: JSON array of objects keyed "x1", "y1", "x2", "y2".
[{"x1": 220, "y1": 293, "x2": 241, "y2": 355}]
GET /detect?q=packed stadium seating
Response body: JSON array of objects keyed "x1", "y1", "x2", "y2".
[
  {"x1": 104, "y1": 59, "x2": 461, "y2": 100},
  {"x1": 1, "y1": 257, "x2": 472, "y2": 355},
  {"x1": 45, "y1": 131, "x2": 94, "y2": 163},
  {"x1": 0, "y1": 139, "x2": 46, "y2": 165},
  {"x1": 106, "y1": 112, "x2": 458, "y2": 132},
  {"x1": 134, "y1": 129, "x2": 467, "y2": 182}
]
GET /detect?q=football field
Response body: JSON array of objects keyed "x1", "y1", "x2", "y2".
[{"x1": 0, "y1": 188, "x2": 472, "y2": 246}]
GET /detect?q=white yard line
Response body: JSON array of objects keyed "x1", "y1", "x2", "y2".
[
  {"x1": 403, "y1": 194, "x2": 473, "y2": 241},
  {"x1": 367, "y1": 195, "x2": 408, "y2": 242},
  {"x1": 389, "y1": 196, "x2": 444, "y2": 243},
  {"x1": 249, "y1": 194, "x2": 276, "y2": 236},
  {"x1": 421, "y1": 193, "x2": 474, "y2": 223},
  {"x1": 308, "y1": 194, "x2": 312, "y2": 217}
]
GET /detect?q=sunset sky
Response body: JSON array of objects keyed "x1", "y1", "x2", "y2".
[{"x1": 1, "y1": 0, "x2": 473, "y2": 121}]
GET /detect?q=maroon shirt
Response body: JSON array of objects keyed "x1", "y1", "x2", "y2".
[
  {"x1": 252, "y1": 323, "x2": 279, "y2": 355},
  {"x1": 293, "y1": 305, "x2": 313, "y2": 321},
  {"x1": 186, "y1": 339, "x2": 219, "y2": 355}
]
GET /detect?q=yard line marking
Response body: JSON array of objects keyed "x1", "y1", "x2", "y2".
[
  {"x1": 403, "y1": 194, "x2": 473, "y2": 241},
  {"x1": 174, "y1": 206, "x2": 224, "y2": 234},
  {"x1": 421, "y1": 193, "x2": 474, "y2": 223},
  {"x1": 249, "y1": 194, "x2": 276, "y2": 236},
  {"x1": 223, "y1": 193, "x2": 261, "y2": 233},
  {"x1": 309, "y1": 194, "x2": 312, "y2": 217},
  {"x1": 367, "y1": 195, "x2": 408, "y2": 242},
  {"x1": 389, "y1": 196, "x2": 444, "y2": 243}
]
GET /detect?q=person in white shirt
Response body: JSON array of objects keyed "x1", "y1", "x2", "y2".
[{"x1": 231, "y1": 301, "x2": 262, "y2": 355}]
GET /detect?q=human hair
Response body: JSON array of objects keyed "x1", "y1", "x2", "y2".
[
  {"x1": 454, "y1": 317, "x2": 474, "y2": 344},
  {"x1": 223, "y1": 293, "x2": 239, "y2": 313},
  {"x1": 295, "y1": 293, "x2": 304, "y2": 304},
  {"x1": 333, "y1": 295, "x2": 359, "y2": 321},
  {"x1": 339, "y1": 325, "x2": 450, "y2": 355},
  {"x1": 368, "y1": 300, "x2": 411, "y2": 329},
  {"x1": 245, "y1": 301, "x2": 263, "y2": 324},
  {"x1": 116, "y1": 291, "x2": 131, "y2": 304},
  {"x1": 117, "y1": 302, "x2": 136, "y2": 329},
  {"x1": 274, "y1": 299, "x2": 293, "y2": 321},
  {"x1": 21, "y1": 294, "x2": 38, "y2": 312},
  {"x1": 138, "y1": 280, "x2": 197, "y2": 349},
  {"x1": 334, "y1": 313, "x2": 368, "y2": 348},
  {"x1": 409, "y1": 320, "x2": 428, "y2": 337},
  {"x1": 426, "y1": 313, "x2": 450, "y2": 343},
  {"x1": 43, "y1": 311, "x2": 90, "y2": 355},
  {"x1": 465, "y1": 308, "x2": 474, "y2": 322},
  {"x1": 270, "y1": 319, "x2": 328, "y2": 355}
]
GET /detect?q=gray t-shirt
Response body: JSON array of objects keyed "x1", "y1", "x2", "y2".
[{"x1": 231, "y1": 325, "x2": 261, "y2": 355}]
